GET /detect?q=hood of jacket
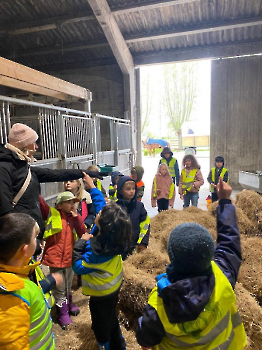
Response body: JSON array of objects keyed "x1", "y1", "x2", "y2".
[
  {"x1": 0, "y1": 144, "x2": 22, "y2": 163},
  {"x1": 133, "y1": 166, "x2": 144, "y2": 182},
  {"x1": 116, "y1": 176, "x2": 137, "y2": 213},
  {"x1": 0, "y1": 261, "x2": 39, "y2": 292},
  {"x1": 156, "y1": 266, "x2": 215, "y2": 323}
]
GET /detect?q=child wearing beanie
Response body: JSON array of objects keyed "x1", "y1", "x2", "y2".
[
  {"x1": 207, "y1": 155, "x2": 229, "y2": 203},
  {"x1": 136, "y1": 178, "x2": 246, "y2": 350}
]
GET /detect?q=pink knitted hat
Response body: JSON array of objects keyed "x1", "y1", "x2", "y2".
[{"x1": 8, "y1": 123, "x2": 38, "y2": 149}]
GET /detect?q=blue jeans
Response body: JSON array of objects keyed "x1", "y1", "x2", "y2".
[{"x1": 183, "y1": 192, "x2": 199, "y2": 208}]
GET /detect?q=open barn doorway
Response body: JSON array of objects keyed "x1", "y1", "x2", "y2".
[{"x1": 139, "y1": 60, "x2": 211, "y2": 216}]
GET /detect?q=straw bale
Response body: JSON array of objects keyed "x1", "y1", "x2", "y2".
[
  {"x1": 151, "y1": 207, "x2": 217, "y2": 247},
  {"x1": 235, "y1": 283, "x2": 262, "y2": 349},
  {"x1": 238, "y1": 236, "x2": 262, "y2": 304},
  {"x1": 235, "y1": 191, "x2": 262, "y2": 234},
  {"x1": 119, "y1": 262, "x2": 156, "y2": 329}
]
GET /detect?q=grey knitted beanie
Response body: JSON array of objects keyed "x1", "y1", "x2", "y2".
[{"x1": 167, "y1": 222, "x2": 215, "y2": 276}]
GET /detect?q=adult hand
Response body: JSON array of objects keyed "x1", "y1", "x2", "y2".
[
  {"x1": 51, "y1": 272, "x2": 63, "y2": 288},
  {"x1": 216, "y1": 177, "x2": 232, "y2": 200},
  {"x1": 180, "y1": 194, "x2": 184, "y2": 200},
  {"x1": 81, "y1": 232, "x2": 93, "y2": 241},
  {"x1": 82, "y1": 172, "x2": 96, "y2": 189}
]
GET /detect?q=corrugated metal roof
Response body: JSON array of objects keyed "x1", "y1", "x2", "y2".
[{"x1": 0, "y1": 0, "x2": 262, "y2": 71}]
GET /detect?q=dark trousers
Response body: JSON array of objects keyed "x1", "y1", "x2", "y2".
[
  {"x1": 89, "y1": 291, "x2": 125, "y2": 349},
  {"x1": 157, "y1": 198, "x2": 169, "y2": 212},
  {"x1": 211, "y1": 192, "x2": 219, "y2": 202}
]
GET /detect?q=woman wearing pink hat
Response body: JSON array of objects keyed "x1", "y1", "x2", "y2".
[{"x1": 0, "y1": 123, "x2": 103, "y2": 252}]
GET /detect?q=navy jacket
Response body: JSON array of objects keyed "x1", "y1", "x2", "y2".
[
  {"x1": 116, "y1": 176, "x2": 150, "y2": 249},
  {"x1": 136, "y1": 199, "x2": 242, "y2": 347}
]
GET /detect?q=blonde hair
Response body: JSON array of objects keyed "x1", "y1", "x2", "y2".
[
  {"x1": 158, "y1": 163, "x2": 169, "y2": 174},
  {"x1": 64, "y1": 179, "x2": 85, "y2": 208},
  {"x1": 87, "y1": 164, "x2": 100, "y2": 172}
]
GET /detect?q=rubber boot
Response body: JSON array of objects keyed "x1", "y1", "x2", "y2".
[
  {"x1": 57, "y1": 300, "x2": 72, "y2": 330},
  {"x1": 98, "y1": 341, "x2": 110, "y2": 350},
  {"x1": 68, "y1": 293, "x2": 80, "y2": 316}
]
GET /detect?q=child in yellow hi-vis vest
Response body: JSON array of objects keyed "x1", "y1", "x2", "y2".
[
  {"x1": 207, "y1": 155, "x2": 229, "y2": 203},
  {"x1": 0, "y1": 213, "x2": 55, "y2": 350},
  {"x1": 179, "y1": 154, "x2": 204, "y2": 208},
  {"x1": 41, "y1": 191, "x2": 86, "y2": 329},
  {"x1": 73, "y1": 173, "x2": 132, "y2": 350},
  {"x1": 136, "y1": 179, "x2": 246, "y2": 350}
]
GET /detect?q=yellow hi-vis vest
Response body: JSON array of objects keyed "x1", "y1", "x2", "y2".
[
  {"x1": 0, "y1": 278, "x2": 55, "y2": 350},
  {"x1": 181, "y1": 168, "x2": 198, "y2": 194},
  {"x1": 138, "y1": 215, "x2": 150, "y2": 244},
  {"x1": 81, "y1": 255, "x2": 123, "y2": 297},
  {"x1": 148, "y1": 261, "x2": 246, "y2": 350},
  {"x1": 43, "y1": 207, "x2": 78, "y2": 242},
  {"x1": 160, "y1": 158, "x2": 177, "y2": 178},
  {"x1": 109, "y1": 185, "x2": 117, "y2": 201},
  {"x1": 210, "y1": 167, "x2": 229, "y2": 192},
  {"x1": 153, "y1": 177, "x2": 175, "y2": 200},
  {"x1": 29, "y1": 260, "x2": 55, "y2": 309}
]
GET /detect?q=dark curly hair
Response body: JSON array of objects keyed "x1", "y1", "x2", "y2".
[
  {"x1": 182, "y1": 154, "x2": 201, "y2": 169},
  {"x1": 98, "y1": 202, "x2": 132, "y2": 250}
]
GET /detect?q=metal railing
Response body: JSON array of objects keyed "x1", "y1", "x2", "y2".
[{"x1": 0, "y1": 95, "x2": 132, "y2": 203}]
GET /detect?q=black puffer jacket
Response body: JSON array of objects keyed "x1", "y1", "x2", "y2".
[{"x1": 0, "y1": 145, "x2": 99, "y2": 238}]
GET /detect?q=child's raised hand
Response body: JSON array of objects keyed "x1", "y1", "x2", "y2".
[
  {"x1": 216, "y1": 177, "x2": 232, "y2": 200},
  {"x1": 81, "y1": 232, "x2": 93, "y2": 241},
  {"x1": 82, "y1": 172, "x2": 96, "y2": 189}
]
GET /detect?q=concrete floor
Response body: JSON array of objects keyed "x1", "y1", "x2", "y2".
[{"x1": 141, "y1": 150, "x2": 240, "y2": 218}]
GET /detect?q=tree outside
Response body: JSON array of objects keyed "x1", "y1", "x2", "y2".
[{"x1": 162, "y1": 62, "x2": 198, "y2": 147}]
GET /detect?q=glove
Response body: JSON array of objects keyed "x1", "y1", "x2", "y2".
[{"x1": 86, "y1": 170, "x2": 109, "y2": 180}]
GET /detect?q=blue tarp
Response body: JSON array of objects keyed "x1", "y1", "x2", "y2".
[{"x1": 146, "y1": 138, "x2": 168, "y2": 148}]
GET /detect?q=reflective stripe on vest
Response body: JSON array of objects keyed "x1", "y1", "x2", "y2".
[
  {"x1": 1, "y1": 278, "x2": 55, "y2": 350},
  {"x1": 153, "y1": 178, "x2": 174, "y2": 200},
  {"x1": 81, "y1": 255, "x2": 123, "y2": 297},
  {"x1": 138, "y1": 215, "x2": 150, "y2": 244},
  {"x1": 30, "y1": 260, "x2": 55, "y2": 309},
  {"x1": 43, "y1": 207, "x2": 62, "y2": 240},
  {"x1": 148, "y1": 261, "x2": 246, "y2": 350},
  {"x1": 160, "y1": 158, "x2": 177, "y2": 178},
  {"x1": 210, "y1": 167, "x2": 229, "y2": 192},
  {"x1": 181, "y1": 169, "x2": 198, "y2": 194}
]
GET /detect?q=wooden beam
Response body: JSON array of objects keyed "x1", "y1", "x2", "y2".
[
  {"x1": 0, "y1": 12, "x2": 95, "y2": 35},
  {"x1": 87, "y1": 0, "x2": 134, "y2": 75},
  {"x1": 0, "y1": 75, "x2": 67, "y2": 100},
  {"x1": 0, "y1": 57, "x2": 89, "y2": 100},
  {"x1": 125, "y1": 17, "x2": 262, "y2": 43},
  {"x1": 111, "y1": 0, "x2": 197, "y2": 13},
  {"x1": 133, "y1": 39, "x2": 262, "y2": 65}
]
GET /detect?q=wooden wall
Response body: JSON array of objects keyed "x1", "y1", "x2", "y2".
[{"x1": 211, "y1": 56, "x2": 262, "y2": 188}]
